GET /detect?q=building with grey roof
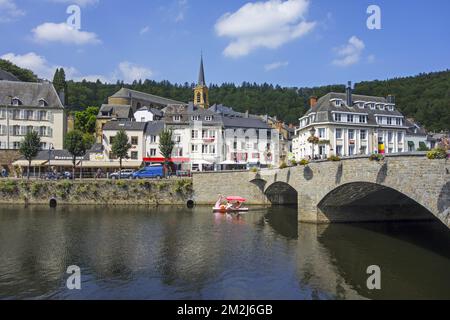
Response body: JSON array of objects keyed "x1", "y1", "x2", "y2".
[
  {"x1": 293, "y1": 82, "x2": 409, "y2": 160},
  {"x1": 0, "y1": 80, "x2": 67, "y2": 150}
]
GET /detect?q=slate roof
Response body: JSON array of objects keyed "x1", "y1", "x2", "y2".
[
  {"x1": 164, "y1": 105, "x2": 223, "y2": 126},
  {"x1": 0, "y1": 69, "x2": 20, "y2": 81},
  {"x1": 0, "y1": 81, "x2": 64, "y2": 109},
  {"x1": 98, "y1": 104, "x2": 133, "y2": 119},
  {"x1": 304, "y1": 92, "x2": 404, "y2": 126},
  {"x1": 111, "y1": 88, "x2": 185, "y2": 106},
  {"x1": 405, "y1": 119, "x2": 428, "y2": 136},
  {"x1": 198, "y1": 56, "x2": 206, "y2": 86},
  {"x1": 146, "y1": 121, "x2": 165, "y2": 136},
  {"x1": 103, "y1": 121, "x2": 147, "y2": 131},
  {"x1": 222, "y1": 116, "x2": 272, "y2": 129}
]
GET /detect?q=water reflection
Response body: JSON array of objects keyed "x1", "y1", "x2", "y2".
[{"x1": 0, "y1": 205, "x2": 449, "y2": 300}]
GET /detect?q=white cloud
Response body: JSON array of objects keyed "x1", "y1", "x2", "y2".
[
  {"x1": 117, "y1": 62, "x2": 153, "y2": 83},
  {"x1": 1, "y1": 52, "x2": 77, "y2": 80},
  {"x1": 264, "y1": 61, "x2": 289, "y2": 71},
  {"x1": 215, "y1": 0, "x2": 316, "y2": 58},
  {"x1": 47, "y1": 0, "x2": 99, "y2": 7},
  {"x1": 140, "y1": 26, "x2": 150, "y2": 35},
  {"x1": 0, "y1": 0, "x2": 25, "y2": 22},
  {"x1": 332, "y1": 36, "x2": 365, "y2": 67},
  {"x1": 174, "y1": 0, "x2": 188, "y2": 22},
  {"x1": 32, "y1": 22, "x2": 101, "y2": 45}
]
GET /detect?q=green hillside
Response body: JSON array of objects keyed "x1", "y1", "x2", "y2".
[{"x1": 1, "y1": 59, "x2": 449, "y2": 131}]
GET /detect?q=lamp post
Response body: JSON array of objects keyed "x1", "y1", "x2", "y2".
[
  {"x1": 309, "y1": 126, "x2": 316, "y2": 160},
  {"x1": 48, "y1": 143, "x2": 54, "y2": 173}
]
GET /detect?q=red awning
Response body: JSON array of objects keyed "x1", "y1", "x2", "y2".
[{"x1": 143, "y1": 157, "x2": 191, "y2": 163}]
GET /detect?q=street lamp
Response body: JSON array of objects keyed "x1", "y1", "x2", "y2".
[
  {"x1": 48, "y1": 143, "x2": 54, "y2": 173},
  {"x1": 309, "y1": 126, "x2": 316, "y2": 160}
]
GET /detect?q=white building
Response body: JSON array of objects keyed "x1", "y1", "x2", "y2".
[
  {"x1": 134, "y1": 107, "x2": 164, "y2": 123},
  {"x1": 0, "y1": 80, "x2": 67, "y2": 150},
  {"x1": 293, "y1": 83, "x2": 408, "y2": 160}
]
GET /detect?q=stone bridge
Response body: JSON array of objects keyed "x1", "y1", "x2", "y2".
[{"x1": 192, "y1": 154, "x2": 450, "y2": 228}]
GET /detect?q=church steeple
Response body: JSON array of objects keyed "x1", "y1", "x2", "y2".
[
  {"x1": 194, "y1": 54, "x2": 209, "y2": 108},
  {"x1": 198, "y1": 55, "x2": 206, "y2": 86}
]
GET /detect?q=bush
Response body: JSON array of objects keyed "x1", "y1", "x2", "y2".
[
  {"x1": 0, "y1": 180, "x2": 18, "y2": 194},
  {"x1": 250, "y1": 167, "x2": 259, "y2": 173},
  {"x1": 279, "y1": 162, "x2": 288, "y2": 169},
  {"x1": 173, "y1": 179, "x2": 193, "y2": 194},
  {"x1": 369, "y1": 154, "x2": 385, "y2": 162},
  {"x1": 290, "y1": 160, "x2": 298, "y2": 166},
  {"x1": 328, "y1": 155, "x2": 341, "y2": 162},
  {"x1": 116, "y1": 180, "x2": 128, "y2": 189},
  {"x1": 31, "y1": 183, "x2": 45, "y2": 197},
  {"x1": 426, "y1": 148, "x2": 448, "y2": 160},
  {"x1": 299, "y1": 159, "x2": 309, "y2": 166},
  {"x1": 418, "y1": 142, "x2": 430, "y2": 151}
]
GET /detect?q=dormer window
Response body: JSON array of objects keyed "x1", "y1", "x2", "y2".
[
  {"x1": 173, "y1": 115, "x2": 181, "y2": 122},
  {"x1": 331, "y1": 99, "x2": 343, "y2": 107},
  {"x1": 369, "y1": 103, "x2": 375, "y2": 110},
  {"x1": 205, "y1": 116, "x2": 213, "y2": 121},
  {"x1": 378, "y1": 104, "x2": 385, "y2": 111},
  {"x1": 387, "y1": 105, "x2": 395, "y2": 111},
  {"x1": 39, "y1": 99, "x2": 48, "y2": 107},
  {"x1": 191, "y1": 115, "x2": 200, "y2": 121},
  {"x1": 355, "y1": 101, "x2": 365, "y2": 109},
  {"x1": 12, "y1": 98, "x2": 21, "y2": 106}
]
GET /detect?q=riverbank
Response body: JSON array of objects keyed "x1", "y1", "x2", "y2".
[{"x1": 0, "y1": 179, "x2": 193, "y2": 205}]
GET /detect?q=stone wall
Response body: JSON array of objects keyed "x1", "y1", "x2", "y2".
[
  {"x1": 0, "y1": 179, "x2": 193, "y2": 205},
  {"x1": 192, "y1": 170, "x2": 269, "y2": 205}
]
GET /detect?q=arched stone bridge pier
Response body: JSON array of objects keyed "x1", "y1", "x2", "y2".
[{"x1": 192, "y1": 155, "x2": 450, "y2": 228}]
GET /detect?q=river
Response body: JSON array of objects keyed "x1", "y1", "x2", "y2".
[{"x1": 0, "y1": 205, "x2": 449, "y2": 300}]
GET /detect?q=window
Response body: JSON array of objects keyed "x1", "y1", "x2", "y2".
[
  {"x1": 202, "y1": 130, "x2": 207, "y2": 138},
  {"x1": 370, "y1": 104, "x2": 376, "y2": 110},
  {"x1": 209, "y1": 145, "x2": 216, "y2": 154},
  {"x1": 205, "y1": 116, "x2": 212, "y2": 121},
  {"x1": 336, "y1": 129, "x2": 343, "y2": 139},
  {"x1": 318, "y1": 128, "x2": 326, "y2": 138},
  {"x1": 388, "y1": 148, "x2": 393, "y2": 154},
  {"x1": 150, "y1": 136, "x2": 157, "y2": 143},
  {"x1": 336, "y1": 145, "x2": 343, "y2": 156},
  {"x1": 360, "y1": 146, "x2": 367, "y2": 154},
  {"x1": 347, "y1": 115, "x2": 354, "y2": 123},
  {"x1": 12, "y1": 98, "x2": 20, "y2": 106},
  {"x1": 360, "y1": 130, "x2": 367, "y2": 140},
  {"x1": 131, "y1": 137, "x2": 138, "y2": 145},
  {"x1": 334, "y1": 113, "x2": 342, "y2": 122},
  {"x1": 174, "y1": 135, "x2": 181, "y2": 143},
  {"x1": 173, "y1": 115, "x2": 181, "y2": 122},
  {"x1": 196, "y1": 93, "x2": 201, "y2": 103},
  {"x1": 398, "y1": 148, "x2": 403, "y2": 153},
  {"x1": 109, "y1": 136, "x2": 114, "y2": 144},
  {"x1": 319, "y1": 145, "x2": 326, "y2": 156},
  {"x1": 209, "y1": 130, "x2": 216, "y2": 138},
  {"x1": 202, "y1": 145, "x2": 208, "y2": 154},
  {"x1": 396, "y1": 118, "x2": 402, "y2": 126},
  {"x1": 233, "y1": 142, "x2": 237, "y2": 150},
  {"x1": 388, "y1": 105, "x2": 395, "y2": 111},
  {"x1": 349, "y1": 145, "x2": 355, "y2": 156},
  {"x1": 378, "y1": 104, "x2": 385, "y2": 110},
  {"x1": 388, "y1": 131, "x2": 393, "y2": 143},
  {"x1": 191, "y1": 144, "x2": 198, "y2": 153},
  {"x1": 192, "y1": 115, "x2": 200, "y2": 121},
  {"x1": 149, "y1": 149, "x2": 157, "y2": 156},
  {"x1": 348, "y1": 129, "x2": 355, "y2": 140},
  {"x1": 387, "y1": 117, "x2": 392, "y2": 125},
  {"x1": 131, "y1": 152, "x2": 138, "y2": 160},
  {"x1": 191, "y1": 130, "x2": 198, "y2": 139},
  {"x1": 141, "y1": 117, "x2": 146, "y2": 122},
  {"x1": 397, "y1": 132, "x2": 403, "y2": 143},
  {"x1": 359, "y1": 115, "x2": 367, "y2": 123}
]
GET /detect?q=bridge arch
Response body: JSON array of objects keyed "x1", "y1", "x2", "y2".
[
  {"x1": 264, "y1": 181, "x2": 298, "y2": 206},
  {"x1": 317, "y1": 182, "x2": 437, "y2": 223}
]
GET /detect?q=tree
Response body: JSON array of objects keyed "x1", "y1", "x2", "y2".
[
  {"x1": 417, "y1": 142, "x2": 430, "y2": 151},
  {"x1": 52, "y1": 68, "x2": 68, "y2": 104},
  {"x1": 19, "y1": 131, "x2": 41, "y2": 180},
  {"x1": 65, "y1": 130, "x2": 91, "y2": 180},
  {"x1": 0, "y1": 59, "x2": 38, "y2": 82},
  {"x1": 111, "y1": 129, "x2": 132, "y2": 178},
  {"x1": 159, "y1": 129, "x2": 175, "y2": 177},
  {"x1": 75, "y1": 106, "x2": 99, "y2": 134}
]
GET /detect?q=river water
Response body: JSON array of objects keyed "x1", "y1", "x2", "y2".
[{"x1": 0, "y1": 205, "x2": 449, "y2": 300}]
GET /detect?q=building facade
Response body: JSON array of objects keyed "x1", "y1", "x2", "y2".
[
  {"x1": 293, "y1": 83, "x2": 408, "y2": 160},
  {"x1": 0, "y1": 80, "x2": 67, "y2": 151}
]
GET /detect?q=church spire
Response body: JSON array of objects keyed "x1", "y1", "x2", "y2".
[
  {"x1": 198, "y1": 54, "x2": 206, "y2": 86},
  {"x1": 194, "y1": 54, "x2": 209, "y2": 109}
]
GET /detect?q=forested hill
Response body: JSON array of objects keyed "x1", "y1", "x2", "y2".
[{"x1": 1, "y1": 58, "x2": 448, "y2": 132}]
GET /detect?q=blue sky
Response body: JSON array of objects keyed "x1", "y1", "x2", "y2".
[{"x1": 0, "y1": 0, "x2": 449, "y2": 87}]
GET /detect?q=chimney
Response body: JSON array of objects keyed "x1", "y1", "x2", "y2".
[
  {"x1": 346, "y1": 81, "x2": 352, "y2": 107},
  {"x1": 387, "y1": 94, "x2": 396, "y2": 104},
  {"x1": 58, "y1": 89, "x2": 65, "y2": 106},
  {"x1": 309, "y1": 96, "x2": 318, "y2": 108}
]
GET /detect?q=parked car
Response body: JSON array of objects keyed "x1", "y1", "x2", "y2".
[
  {"x1": 110, "y1": 169, "x2": 135, "y2": 180},
  {"x1": 132, "y1": 166, "x2": 164, "y2": 179}
]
